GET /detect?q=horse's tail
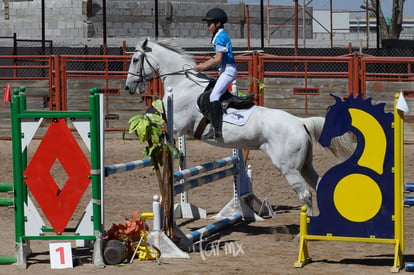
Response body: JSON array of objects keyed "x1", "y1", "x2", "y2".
[{"x1": 302, "y1": 117, "x2": 355, "y2": 161}]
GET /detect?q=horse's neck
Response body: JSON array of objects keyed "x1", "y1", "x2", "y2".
[
  {"x1": 157, "y1": 52, "x2": 207, "y2": 100},
  {"x1": 162, "y1": 74, "x2": 206, "y2": 99},
  {"x1": 162, "y1": 73, "x2": 207, "y2": 137},
  {"x1": 152, "y1": 44, "x2": 208, "y2": 136},
  {"x1": 349, "y1": 108, "x2": 386, "y2": 174}
]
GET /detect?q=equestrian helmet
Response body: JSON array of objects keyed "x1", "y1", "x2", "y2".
[{"x1": 202, "y1": 7, "x2": 228, "y2": 24}]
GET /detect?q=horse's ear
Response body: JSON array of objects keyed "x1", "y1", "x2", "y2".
[
  {"x1": 142, "y1": 38, "x2": 152, "y2": 52},
  {"x1": 142, "y1": 38, "x2": 149, "y2": 49},
  {"x1": 330, "y1": 93, "x2": 342, "y2": 104}
]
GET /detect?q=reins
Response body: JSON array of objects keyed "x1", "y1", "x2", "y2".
[
  {"x1": 127, "y1": 68, "x2": 193, "y2": 80},
  {"x1": 128, "y1": 48, "x2": 211, "y2": 86}
]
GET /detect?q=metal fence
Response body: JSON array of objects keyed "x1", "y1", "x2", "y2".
[{"x1": 2, "y1": 44, "x2": 414, "y2": 78}]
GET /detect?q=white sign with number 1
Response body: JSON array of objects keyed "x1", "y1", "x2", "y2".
[{"x1": 49, "y1": 242, "x2": 73, "y2": 269}]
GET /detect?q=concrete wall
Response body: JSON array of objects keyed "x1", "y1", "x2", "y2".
[
  {"x1": 0, "y1": 0, "x2": 86, "y2": 39},
  {"x1": 0, "y1": 0, "x2": 313, "y2": 46},
  {"x1": 86, "y1": 1, "x2": 313, "y2": 40},
  {"x1": 0, "y1": 1, "x2": 412, "y2": 48}
]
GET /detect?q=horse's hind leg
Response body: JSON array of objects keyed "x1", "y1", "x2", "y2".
[
  {"x1": 284, "y1": 170, "x2": 313, "y2": 215},
  {"x1": 301, "y1": 146, "x2": 320, "y2": 190},
  {"x1": 301, "y1": 163, "x2": 320, "y2": 190}
]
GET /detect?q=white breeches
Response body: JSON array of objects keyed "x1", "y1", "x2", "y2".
[{"x1": 210, "y1": 64, "x2": 237, "y2": 102}]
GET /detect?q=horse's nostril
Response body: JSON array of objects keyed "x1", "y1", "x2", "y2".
[{"x1": 125, "y1": 86, "x2": 130, "y2": 90}]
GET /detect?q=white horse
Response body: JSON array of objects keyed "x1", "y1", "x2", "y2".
[{"x1": 125, "y1": 39, "x2": 353, "y2": 215}]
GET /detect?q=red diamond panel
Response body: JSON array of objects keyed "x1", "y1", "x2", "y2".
[{"x1": 24, "y1": 119, "x2": 91, "y2": 234}]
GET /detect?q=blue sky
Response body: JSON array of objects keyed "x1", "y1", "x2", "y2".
[{"x1": 228, "y1": 0, "x2": 414, "y2": 17}]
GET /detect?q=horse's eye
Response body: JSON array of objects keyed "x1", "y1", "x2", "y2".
[{"x1": 133, "y1": 58, "x2": 139, "y2": 63}]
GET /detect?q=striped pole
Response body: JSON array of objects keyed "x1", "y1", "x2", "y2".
[
  {"x1": 174, "y1": 167, "x2": 238, "y2": 195},
  {"x1": 404, "y1": 197, "x2": 414, "y2": 206},
  {"x1": 173, "y1": 156, "x2": 238, "y2": 181},
  {"x1": 185, "y1": 213, "x2": 243, "y2": 243},
  {"x1": 405, "y1": 183, "x2": 414, "y2": 192},
  {"x1": 104, "y1": 158, "x2": 152, "y2": 176}
]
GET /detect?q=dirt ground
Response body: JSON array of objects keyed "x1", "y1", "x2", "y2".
[{"x1": 1, "y1": 136, "x2": 414, "y2": 274}]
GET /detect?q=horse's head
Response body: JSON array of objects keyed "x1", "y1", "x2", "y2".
[
  {"x1": 318, "y1": 94, "x2": 352, "y2": 147},
  {"x1": 125, "y1": 39, "x2": 159, "y2": 95}
]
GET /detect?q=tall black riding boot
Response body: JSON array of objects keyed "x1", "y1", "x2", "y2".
[{"x1": 202, "y1": 101, "x2": 222, "y2": 141}]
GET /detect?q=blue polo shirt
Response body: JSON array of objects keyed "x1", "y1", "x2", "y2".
[{"x1": 212, "y1": 29, "x2": 235, "y2": 66}]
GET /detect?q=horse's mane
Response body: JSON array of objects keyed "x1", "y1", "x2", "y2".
[{"x1": 152, "y1": 40, "x2": 195, "y2": 64}]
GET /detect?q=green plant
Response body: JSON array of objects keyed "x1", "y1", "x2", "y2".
[
  {"x1": 126, "y1": 99, "x2": 179, "y2": 237},
  {"x1": 237, "y1": 77, "x2": 265, "y2": 97},
  {"x1": 127, "y1": 100, "x2": 179, "y2": 168}
]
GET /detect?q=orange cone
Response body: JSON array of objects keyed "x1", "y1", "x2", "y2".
[{"x1": 2, "y1": 85, "x2": 11, "y2": 108}]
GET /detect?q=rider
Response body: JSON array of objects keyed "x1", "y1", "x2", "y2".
[{"x1": 193, "y1": 7, "x2": 237, "y2": 141}]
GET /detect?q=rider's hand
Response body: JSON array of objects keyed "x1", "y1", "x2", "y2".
[
  {"x1": 193, "y1": 64, "x2": 203, "y2": 72},
  {"x1": 193, "y1": 53, "x2": 222, "y2": 72}
]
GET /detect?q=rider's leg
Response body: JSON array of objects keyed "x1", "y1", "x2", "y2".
[
  {"x1": 202, "y1": 101, "x2": 222, "y2": 140},
  {"x1": 203, "y1": 65, "x2": 236, "y2": 141}
]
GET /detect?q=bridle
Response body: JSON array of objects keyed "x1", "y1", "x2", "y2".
[
  {"x1": 127, "y1": 48, "x2": 159, "y2": 82},
  {"x1": 128, "y1": 48, "x2": 195, "y2": 82}
]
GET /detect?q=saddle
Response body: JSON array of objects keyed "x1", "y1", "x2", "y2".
[{"x1": 196, "y1": 80, "x2": 255, "y2": 121}]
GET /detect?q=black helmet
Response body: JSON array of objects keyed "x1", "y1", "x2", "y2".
[{"x1": 202, "y1": 7, "x2": 228, "y2": 24}]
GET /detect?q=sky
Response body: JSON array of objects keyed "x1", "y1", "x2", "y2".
[{"x1": 228, "y1": 0, "x2": 414, "y2": 17}]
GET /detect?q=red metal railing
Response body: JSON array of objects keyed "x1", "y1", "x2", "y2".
[
  {"x1": 59, "y1": 55, "x2": 130, "y2": 111},
  {"x1": 2, "y1": 53, "x2": 414, "y2": 116},
  {"x1": 360, "y1": 56, "x2": 414, "y2": 95},
  {"x1": 0, "y1": 55, "x2": 53, "y2": 80}
]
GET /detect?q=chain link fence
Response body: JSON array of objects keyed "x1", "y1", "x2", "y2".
[{"x1": 1, "y1": 44, "x2": 414, "y2": 78}]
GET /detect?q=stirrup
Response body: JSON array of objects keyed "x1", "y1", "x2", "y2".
[
  {"x1": 202, "y1": 127, "x2": 222, "y2": 141},
  {"x1": 202, "y1": 127, "x2": 215, "y2": 141}
]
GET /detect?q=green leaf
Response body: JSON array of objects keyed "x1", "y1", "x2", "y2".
[
  {"x1": 147, "y1": 113, "x2": 165, "y2": 127},
  {"x1": 127, "y1": 98, "x2": 180, "y2": 184},
  {"x1": 142, "y1": 147, "x2": 150, "y2": 159},
  {"x1": 237, "y1": 90, "x2": 247, "y2": 97},
  {"x1": 149, "y1": 146, "x2": 163, "y2": 167},
  {"x1": 137, "y1": 118, "x2": 151, "y2": 141},
  {"x1": 152, "y1": 99, "x2": 164, "y2": 114},
  {"x1": 128, "y1": 114, "x2": 143, "y2": 128},
  {"x1": 257, "y1": 79, "x2": 265, "y2": 94},
  {"x1": 150, "y1": 127, "x2": 161, "y2": 144}
]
